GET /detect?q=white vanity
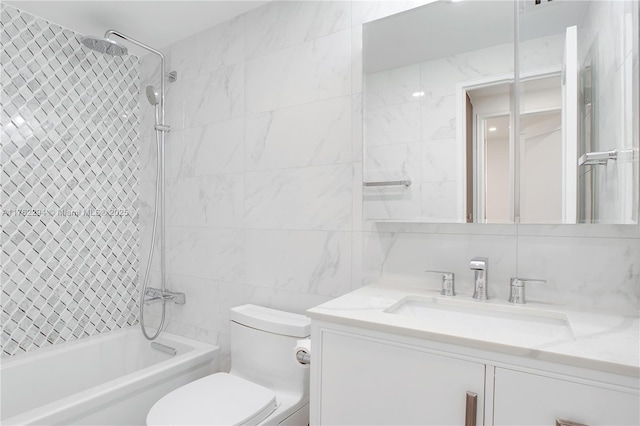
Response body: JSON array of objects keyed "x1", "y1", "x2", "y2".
[{"x1": 307, "y1": 283, "x2": 639, "y2": 425}]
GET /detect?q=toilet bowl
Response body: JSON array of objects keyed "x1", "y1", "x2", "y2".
[{"x1": 146, "y1": 304, "x2": 311, "y2": 426}]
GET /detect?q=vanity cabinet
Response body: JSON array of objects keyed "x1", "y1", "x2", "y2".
[
  {"x1": 493, "y1": 367, "x2": 640, "y2": 426},
  {"x1": 318, "y1": 331, "x2": 485, "y2": 425},
  {"x1": 310, "y1": 322, "x2": 639, "y2": 426}
]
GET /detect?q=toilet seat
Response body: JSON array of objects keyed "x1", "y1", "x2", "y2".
[{"x1": 146, "y1": 373, "x2": 277, "y2": 426}]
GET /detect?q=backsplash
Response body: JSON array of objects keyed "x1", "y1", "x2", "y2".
[
  {"x1": 0, "y1": 5, "x2": 140, "y2": 357},
  {"x1": 366, "y1": 222, "x2": 639, "y2": 310}
]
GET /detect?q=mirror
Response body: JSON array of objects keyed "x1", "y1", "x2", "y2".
[
  {"x1": 465, "y1": 75, "x2": 564, "y2": 223},
  {"x1": 362, "y1": 0, "x2": 639, "y2": 224}
]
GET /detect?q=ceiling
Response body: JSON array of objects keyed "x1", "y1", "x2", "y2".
[{"x1": 5, "y1": 1, "x2": 268, "y2": 56}]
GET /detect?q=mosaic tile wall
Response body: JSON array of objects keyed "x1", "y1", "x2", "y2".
[{"x1": 0, "y1": 4, "x2": 141, "y2": 357}]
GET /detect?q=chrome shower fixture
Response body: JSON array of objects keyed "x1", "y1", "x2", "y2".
[
  {"x1": 80, "y1": 28, "x2": 177, "y2": 343},
  {"x1": 146, "y1": 85, "x2": 160, "y2": 106},
  {"x1": 80, "y1": 36, "x2": 128, "y2": 56},
  {"x1": 578, "y1": 148, "x2": 639, "y2": 166}
]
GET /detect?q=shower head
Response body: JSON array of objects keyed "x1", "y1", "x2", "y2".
[
  {"x1": 146, "y1": 85, "x2": 160, "y2": 106},
  {"x1": 80, "y1": 36, "x2": 128, "y2": 56}
]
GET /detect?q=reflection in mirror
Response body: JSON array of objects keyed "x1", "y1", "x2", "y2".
[
  {"x1": 484, "y1": 114, "x2": 510, "y2": 223},
  {"x1": 466, "y1": 82, "x2": 513, "y2": 223},
  {"x1": 520, "y1": 109, "x2": 563, "y2": 222},
  {"x1": 362, "y1": 0, "x2": 514, "y2": 223},
  {"x1": 362, "y1": 0, "x2": 639, "y2": 224},
  {"x1": 518, "y1": 0, "x2": 639, "y2": 224},
  {"x1": 467, "y1": 75, "x2": 563, "y2": 223}
]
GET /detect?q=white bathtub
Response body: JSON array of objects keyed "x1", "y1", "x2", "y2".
[{"x1": 1, "y1": 328, "x2": 219, "y2": 425}]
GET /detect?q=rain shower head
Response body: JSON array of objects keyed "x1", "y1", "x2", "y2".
[{"x1": 80, "y1": 36, "x2": 128, "y2": 56}]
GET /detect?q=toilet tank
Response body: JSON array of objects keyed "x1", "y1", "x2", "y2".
[{"x1": 229, "y1": 305, "x2": 310, "y2": 397}]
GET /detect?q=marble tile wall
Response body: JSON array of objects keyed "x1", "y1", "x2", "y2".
[{"x1": 138, "y1": 0, "x2": 639, "y2": 368}]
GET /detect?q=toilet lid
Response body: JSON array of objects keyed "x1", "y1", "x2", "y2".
[{"x1": 146, "y1": 373, "x2": 277, "y2": 426}]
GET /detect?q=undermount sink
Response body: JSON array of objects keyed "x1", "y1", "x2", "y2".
[{"x1": 384, "y1": 296, "x2": 576, "y2": 347}]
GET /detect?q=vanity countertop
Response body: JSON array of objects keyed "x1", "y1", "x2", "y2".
[{"x1": 307, "y1": 282, "x2": 640, "y2": 378}]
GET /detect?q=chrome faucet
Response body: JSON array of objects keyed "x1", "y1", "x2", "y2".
[{"x1": 469, "y1": 257, "x2": 488, "y2": 300}]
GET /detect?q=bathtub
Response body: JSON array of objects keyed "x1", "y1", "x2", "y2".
[{"x1": 1, "y1": 328, "x2": 219, "y2": 425}]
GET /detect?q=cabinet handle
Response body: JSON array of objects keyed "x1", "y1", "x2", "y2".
[
  {"x1": 465, "y1": 391, "x2": 477, "y2": 426},
  {"x1": 556, "y1": 419, "x2": 588, "y2": 426}
]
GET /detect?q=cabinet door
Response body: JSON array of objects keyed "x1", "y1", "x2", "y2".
[
  {"x1": 493, "y1": 367, "x2": 640, "y2": 426},
  {"x1": 319, "y1": 331, "x2": 485, "y2": 425}
]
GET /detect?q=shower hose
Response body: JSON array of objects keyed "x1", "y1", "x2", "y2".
[{"x1": 139, "y1": 104, "x2": 166, "y2": 340}]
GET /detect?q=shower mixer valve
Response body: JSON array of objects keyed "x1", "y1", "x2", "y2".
[{"x1": 144, "y1": 287, "x2": 186, "y2": 305}]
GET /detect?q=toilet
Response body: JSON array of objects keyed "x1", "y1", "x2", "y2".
[{"x1": 146, "y1": 304, "x2": 311, "y2": 426}]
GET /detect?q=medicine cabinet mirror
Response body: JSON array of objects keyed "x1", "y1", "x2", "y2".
[{"x1": 362, "y1": 0, "x2": 639, "y2": 224}]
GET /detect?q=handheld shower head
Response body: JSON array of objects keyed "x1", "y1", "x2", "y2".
[
  {"x1": 146, "y1": 86, "x2": 160, "y2": 106},
  {"x1": 80, "y1": 36, "x2": 128, "y2": 56}
]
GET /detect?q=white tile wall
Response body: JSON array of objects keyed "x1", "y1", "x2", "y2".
[
  {"x1": 245, "y1": 30, "x2": 351, "y2": 114},
  {"x1": 136, "y1": 0, "x2": 640, "y2": 366},
  {"x1": 245, "y1": 95, "x2": 352, "y2": 170},
  {"x1": 244, "y1": 229, "x2": 352, "y2": 297},
  {"x1": 245, "y1": 164, "x2": 352, "y2": 230}
]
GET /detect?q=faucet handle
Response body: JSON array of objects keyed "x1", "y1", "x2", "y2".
[
  {"x1": 425, "y1": 270, "x2": 456, "y2": 296},
  {"x1": 509, "y1": 277, "x2": 546, "y2": 304}
]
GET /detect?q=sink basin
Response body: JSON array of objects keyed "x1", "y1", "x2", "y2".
[{"x1": 384, "y1": 296, "x2": 575, "y2": 347}]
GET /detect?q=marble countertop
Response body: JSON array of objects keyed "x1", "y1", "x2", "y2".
[{"x1": 307, "y1": 282, "x2": 640, "y2": 378}]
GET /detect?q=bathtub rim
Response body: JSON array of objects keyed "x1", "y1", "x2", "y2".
[
  {"x1": 1, "y1": 328, "x2": 219, "y2": 425},
  {"x1": 1, "y1": 326, "x2": 212, "y2": 368}
]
